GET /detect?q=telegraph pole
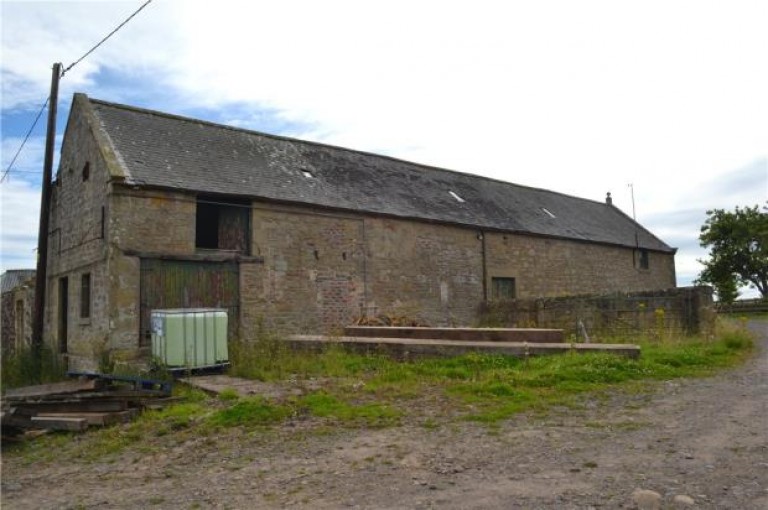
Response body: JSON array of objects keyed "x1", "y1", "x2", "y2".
[{"x1": 31, "y1": 62, "x2": 62, "y2": 375}]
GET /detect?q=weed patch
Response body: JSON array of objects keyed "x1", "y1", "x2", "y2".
[
  {"x1": 298, "y1": 392, "x2": 400, "y2": 427},
  {"x1": 1, "y1": 344, "x2": 65, "y2": 390},
  {"x1": 207, "y1": 397, "x2": 290, "y2": 428}
]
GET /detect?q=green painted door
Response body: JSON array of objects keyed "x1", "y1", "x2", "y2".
[{"x1": 139, "y1": 259, "x2": 239, "y2": 347}]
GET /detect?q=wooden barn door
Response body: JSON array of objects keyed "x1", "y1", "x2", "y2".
[{"x1": 139, "y1": 259, "x2": 239, "y2": 346}]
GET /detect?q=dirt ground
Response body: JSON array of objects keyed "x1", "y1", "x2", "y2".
[{"x1": 2, "y1": 320, "x2": 767, "y2": 509}]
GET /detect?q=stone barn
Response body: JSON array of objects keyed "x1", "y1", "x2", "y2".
[
  {"x1": 1, "y1": 269, "x2": 36, "y2": 354},
  {"x1": 44, "y1": 94, "x2": 676, "y2": 369}
]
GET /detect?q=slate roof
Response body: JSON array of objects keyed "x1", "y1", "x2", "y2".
[
  {"x1": 85, "y1": 95, "x2": 674, "y2": 253},
  {"x1": 1, "y1": 270, "x2": 35, "y2": 294}
]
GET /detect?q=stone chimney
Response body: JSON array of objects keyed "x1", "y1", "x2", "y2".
[{"x1": 606, "y1": 192, "x2": 613, "y2": 206}]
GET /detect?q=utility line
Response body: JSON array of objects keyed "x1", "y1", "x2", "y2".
[
  {"x1": 2, "y1": 0, "x2": 154, "y2": 184},
  {"x1": 0, "y1": 98, "x2": 49, "y2": 183},
  {"x1": 62, "y1": 0, "x2": 154, "y2": 76}
]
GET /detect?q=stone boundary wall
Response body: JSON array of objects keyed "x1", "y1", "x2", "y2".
[{"x1": 476, "y1": 286, "x2": 715, "y2": 340}]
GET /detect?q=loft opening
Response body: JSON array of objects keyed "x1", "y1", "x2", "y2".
[{"x1": 195, "y1": 195, "x2": 251, "y2": 253}]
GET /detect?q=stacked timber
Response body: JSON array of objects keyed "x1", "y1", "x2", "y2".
[{"x1": 1, "y1": 373, "x2": 173, "y2": 435}]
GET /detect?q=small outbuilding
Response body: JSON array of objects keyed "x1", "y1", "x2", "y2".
[{"x1": 1, "y1": 269, "x2": 36, "y2": 354}]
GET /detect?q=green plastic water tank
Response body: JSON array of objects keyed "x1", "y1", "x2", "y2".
[{"x1": 151, "y1": 308, "x2": 229, "y2": 368}]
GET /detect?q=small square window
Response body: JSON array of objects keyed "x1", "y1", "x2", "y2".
[{"x1": 491, "y1": 277, "x2": 516, "y2": 300}]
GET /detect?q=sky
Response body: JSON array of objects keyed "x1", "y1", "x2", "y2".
[{"x1": 1, "y1": 0, "x2": 766, "y2": 297}]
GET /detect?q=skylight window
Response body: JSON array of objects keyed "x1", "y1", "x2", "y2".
[
  {"x1": 449, "y1": 191, "x2": 465, "y2": 203},
  {"x1": 541, "y1": 207, "x2": 556, "y2": 219}
]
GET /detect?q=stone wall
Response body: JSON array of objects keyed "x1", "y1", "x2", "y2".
[
  {"x1": 110, "y1": 189, "x2": 196, "y2": 255},
  {"x1": 241, "y1": 202, "x2": 677, "y2": 338},
  {"x1": 249, "y1": 204, "x2": 367, "y2": 333},
  {"x1": 45, "y1": 99, "x2": 111, "y2": 369},
  {"x1": 364, "y1": 216, "x2": 483, "y2": 327},
  {"x1": 485, "y1": 233, "x2": 676, "y2": 298},
  {"x1": 477, "y1": 286, "x2": 715, "y2": 339}
]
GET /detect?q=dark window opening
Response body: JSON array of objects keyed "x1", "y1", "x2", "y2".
[
  {"x1": 636, "y1": 249, "x2": 649, "y2": 270},
  {"x1": 491, "y1": 277, "x2": 517, "y2": 300},
  {"x1": 82, "y1": 162, "x2": 90, "y2": 181},
  {"x1": 59, "y1": 277, "x2": 68, "y2": 353},
  {"x1": 195, "y1": 196, "x2": 250, "y2": 253},
  {"x1": 80, "y1": 273, "x2": 91, "y2": 319}
]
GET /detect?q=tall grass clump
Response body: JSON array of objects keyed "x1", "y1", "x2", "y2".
[
  {"x1": 1, "y1": 344, "x2": 65, "y2": 390},
  {"x1": 230, "y1": 321, "x2": 392, "y2": 381}
]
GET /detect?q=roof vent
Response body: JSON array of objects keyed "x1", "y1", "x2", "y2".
[
  {"x1": 448, "y1": 191, "x2": 465, "y2": 203},
  {"x1": 541, "y1": 207, "x2": 556, "y2": 219},
  {"x1": 606, "y1": 192, "x2": 613, "y2": 205}
]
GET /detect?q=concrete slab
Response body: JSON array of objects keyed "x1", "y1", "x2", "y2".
[
  {"x1": 344, "y1": 326, "x2": 563, "y2": 343},
  {"x1": 287, "y1": 335, "x2": 640, "y2": 359},
  {"x1": 179, "y1": 374, "x2": 324, "y2": 399}
]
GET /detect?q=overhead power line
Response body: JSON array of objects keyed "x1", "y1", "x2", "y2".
[
  {"x1": 1, "y1": 98, "x2": 49, "y2": 183},
  {"x1": 2, "y1": 0, "x2": 154, "y2": 185},
  {"x1": 62, "y1": 0, "x2": 154, "y2": 77}
]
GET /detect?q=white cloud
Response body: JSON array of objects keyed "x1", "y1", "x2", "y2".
[{"x1": 0, "y1": 178, "x2": 41, "y2": 272}]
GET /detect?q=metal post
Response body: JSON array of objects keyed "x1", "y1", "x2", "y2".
[{"x1": 31, "y1": 62, "x2": 62, "y2": 373}]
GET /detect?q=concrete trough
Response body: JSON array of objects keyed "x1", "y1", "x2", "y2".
[
  {"x1": 343, "y1": 326, "x2": 564, "y2": 343},
  {"x1": 287, "y1": 335, "x2": 640, "y2": 360}
]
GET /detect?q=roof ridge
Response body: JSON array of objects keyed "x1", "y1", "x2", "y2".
[{"x1": 86, "y1": 95, "x2": 609, "y2": 207}]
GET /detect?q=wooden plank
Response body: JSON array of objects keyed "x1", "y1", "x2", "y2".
[
  {"x1": 3, "y1": 379, "x2": 100, "y2": 400},
  {"x1": 11, "y1": 400, "x2": 128, "y2": 415},
  {"x1": 36, "y1": 412, "x2": 118, "y2": 426},
  {"x1": 34, "y1": 409, "x2": 139, "y2": 426},
  {"x1": 31, "y1": 416, "x2": 88, "y2": 432},
  {"x1": 1, "y1": 412, "x2": 39, "y2": 430}
]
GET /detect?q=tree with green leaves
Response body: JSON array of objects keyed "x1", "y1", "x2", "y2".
[{"x1": 696, "y1": 204, "x2": 768, "y2": 303}]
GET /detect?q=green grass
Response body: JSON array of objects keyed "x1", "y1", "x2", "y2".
[
  {"x1": 298, "y1": 392, "x2": 401, "y2": 427},
  {"x1": 207, "y1": 397, "x2": 291, "y2": 428},
  {"x1": 3, "y1": 319, "x2": 756, "y2": 461}
]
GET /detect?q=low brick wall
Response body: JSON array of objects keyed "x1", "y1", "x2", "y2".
[{"x1": 477, "y1": 286, "x2": 715, "y2": 340}]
